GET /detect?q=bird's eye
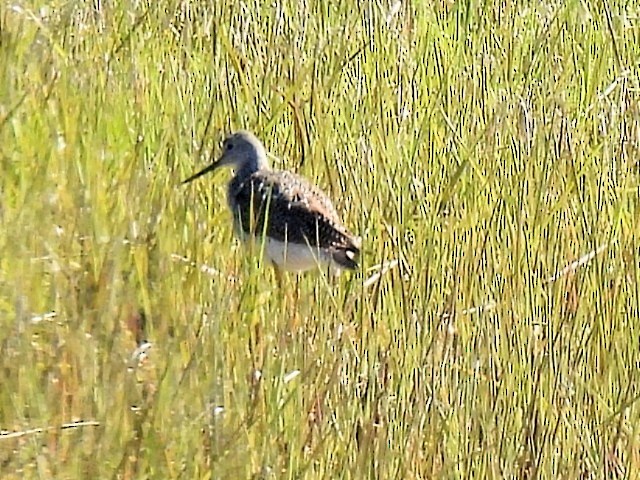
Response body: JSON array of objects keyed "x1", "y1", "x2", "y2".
[{"x1": 227, "y1": 143, "x2": 234, "y2": 150}]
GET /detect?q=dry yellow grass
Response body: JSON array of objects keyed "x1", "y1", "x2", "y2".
[{"x1": 1, "y1": 1, "x2": 639, "y2": 478}]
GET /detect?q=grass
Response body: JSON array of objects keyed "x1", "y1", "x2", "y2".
[{"x1": 1, "y1": 0, "x2": 640, "y2": 478}]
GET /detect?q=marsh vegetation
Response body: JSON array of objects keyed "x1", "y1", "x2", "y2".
[{"x1": 1, "y1": 1, "x2": 639, "y2": 478}]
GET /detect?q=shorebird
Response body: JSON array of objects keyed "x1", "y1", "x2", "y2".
[{"x1": 182, "y1": 131, "x2": 360, "y2": 278}]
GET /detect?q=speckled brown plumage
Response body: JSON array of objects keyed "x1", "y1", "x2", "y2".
[
  {"x1": 230, "y1": 169, "x2": 360, "y2": 270},
  {"x1": 183, "y1": 130, "x2": 360, "y2": 272}
]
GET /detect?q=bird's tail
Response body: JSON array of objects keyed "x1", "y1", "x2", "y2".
[{"x1": 331, "y1": 241, "x2": 360, "y2": 270}]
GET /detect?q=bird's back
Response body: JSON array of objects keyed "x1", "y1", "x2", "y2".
[{"x1": 228, "y1": 169, "x2": 360, "y2": 270}]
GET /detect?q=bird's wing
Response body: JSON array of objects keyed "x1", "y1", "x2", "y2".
[{"x1": 232, "y1": 170, "x2": 359, "y2": 255}]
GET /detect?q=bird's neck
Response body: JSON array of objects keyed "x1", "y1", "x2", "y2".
[{"x1": 236, "y1": 154, "x2": 269, "y2": 179}]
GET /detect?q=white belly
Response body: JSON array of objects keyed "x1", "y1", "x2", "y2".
[
  {"x1": 238, "y1": 234, "x2": 330, "y2": 272},
  {"x1": 263, "y1": 237, "x2": 330, "y2": 272}
]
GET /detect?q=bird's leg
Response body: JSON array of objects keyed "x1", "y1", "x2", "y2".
[
  {"x1": 294, "y1": 274, "x2": 301, "y2": 315},
  {"x1": 272, "y1": 262, "x2": 284, "y2": 291},
  {"x1": 289, "y1": 274, "x2": 302, "y2": 335},
  {"x1": 272, "y1": 262, "x2": 301, "y2": 336}
]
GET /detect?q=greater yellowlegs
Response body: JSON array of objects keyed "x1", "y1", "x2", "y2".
[{"x1": 183, "y1": 131, "x2": 360, "y2": 276}]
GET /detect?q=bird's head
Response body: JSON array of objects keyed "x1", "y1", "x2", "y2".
[{"x1": 182, "y1": 130, "x2": 268, "y2": 184}]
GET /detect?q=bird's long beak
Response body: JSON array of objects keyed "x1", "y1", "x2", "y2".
[{"x1": 181, "y1": 160, "x2": 221, "y2": 185}]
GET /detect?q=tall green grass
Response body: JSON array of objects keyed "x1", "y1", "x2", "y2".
[{"x1": 1, "y1": 0, "x2": 639, "y2": 478}]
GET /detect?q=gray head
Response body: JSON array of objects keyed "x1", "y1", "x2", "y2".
[{"x1": 182, "y1": 130, "x2": 269, "y2": 184}]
